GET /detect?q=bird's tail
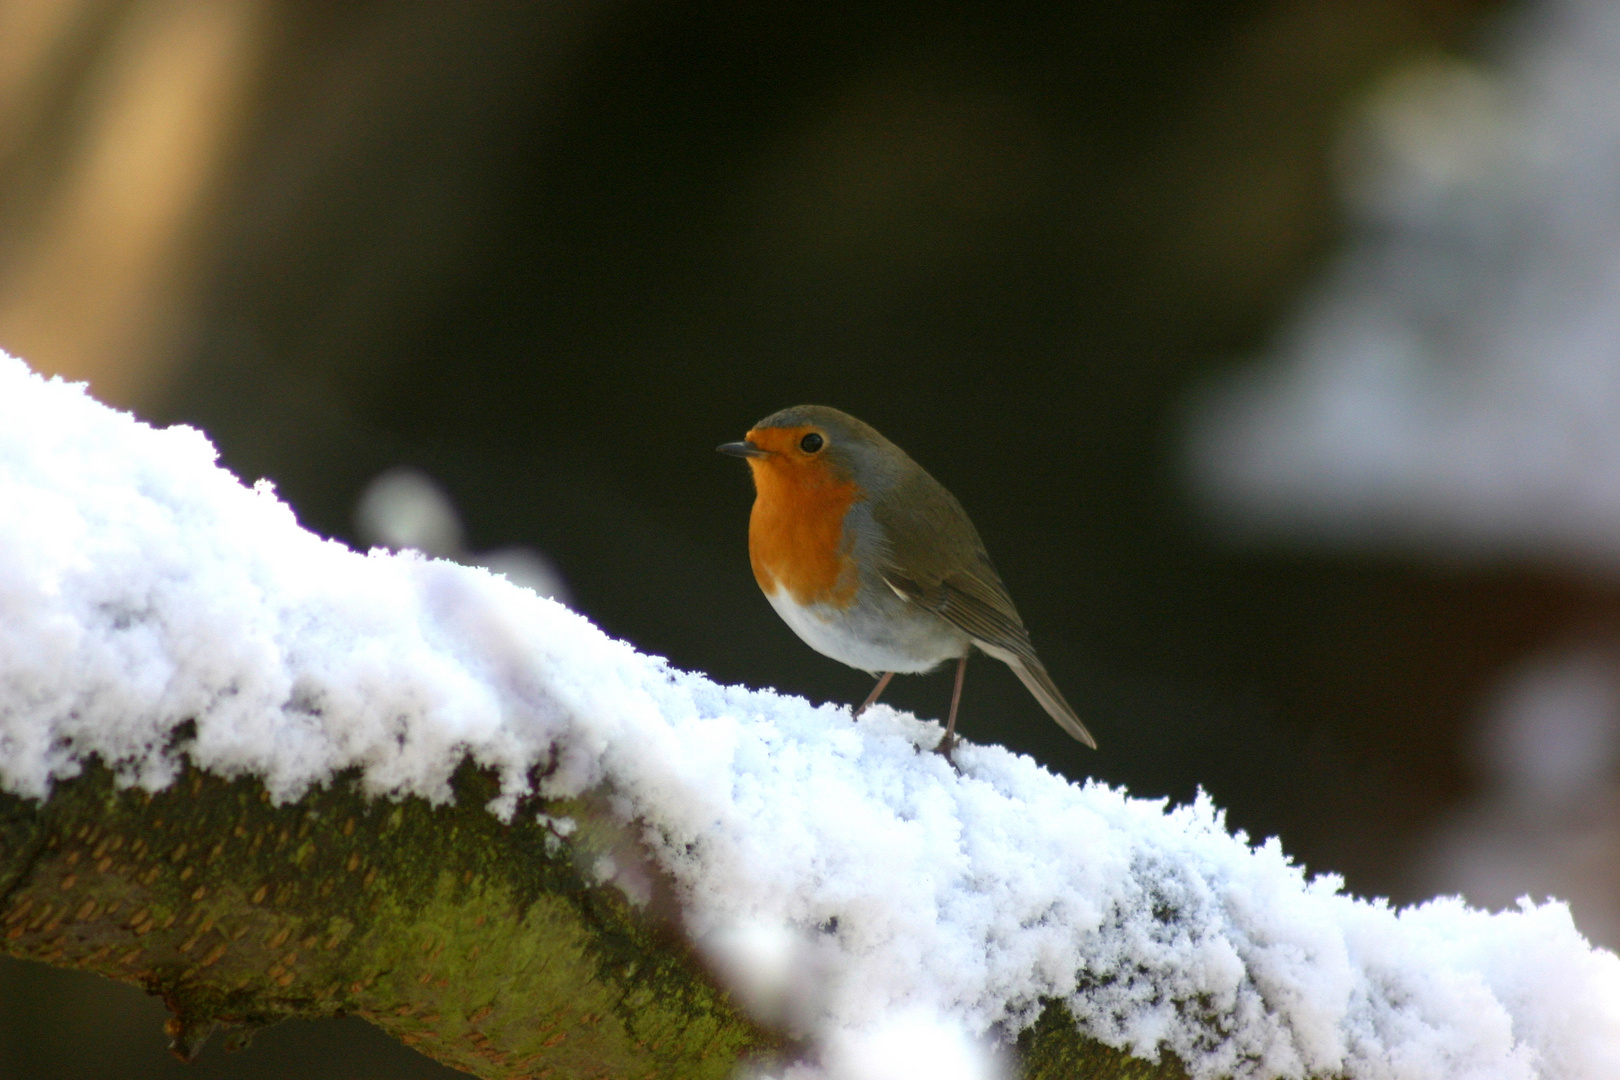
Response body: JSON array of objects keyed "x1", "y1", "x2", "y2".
[{"x1": 980, "y1": 643, "x2": 1097, "y2": 748}]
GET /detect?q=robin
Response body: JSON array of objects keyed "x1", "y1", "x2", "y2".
[{"x1": 719, "y1": 405, "x2": 1096, "y2": 758}]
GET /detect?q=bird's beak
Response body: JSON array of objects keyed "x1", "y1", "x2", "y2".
[{"x1": 717, "y1": 440, "x2": 769, "y2": 459}]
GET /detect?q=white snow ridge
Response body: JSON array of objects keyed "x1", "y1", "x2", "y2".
[{"x1": 0, "y1": 352, "x2": 1616, "y2": 1080}]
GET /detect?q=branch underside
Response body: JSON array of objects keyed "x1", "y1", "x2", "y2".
[{"x1": 0, "y1": 759, "x2": 1185, "y2": 1080}]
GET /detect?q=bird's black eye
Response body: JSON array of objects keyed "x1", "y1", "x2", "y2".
[{"x1": 800, "y1": 432, "x2": 824, "y2": 453}]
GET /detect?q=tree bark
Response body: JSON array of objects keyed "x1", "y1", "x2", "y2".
[{"x1": 0, "y1": 758, "x2": 1187, "y2": 1080}]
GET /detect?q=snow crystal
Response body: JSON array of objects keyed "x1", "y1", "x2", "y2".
[{"x1": 1, "y1": 353, "x2": 1617, "y2": 1079}]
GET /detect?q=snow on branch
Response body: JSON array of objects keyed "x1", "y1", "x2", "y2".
[{"x1": 0, "y1": 352, "x2": 1616, "y2": 1080}]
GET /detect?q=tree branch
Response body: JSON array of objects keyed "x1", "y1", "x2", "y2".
[
  {"x1": 0, "y1": 759, "x2": 1185, "y2": 1079},
  {"x1": 5, "y1": 355, "x2": 1609, "y2": 1080}
]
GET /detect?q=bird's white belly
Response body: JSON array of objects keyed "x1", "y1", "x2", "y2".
[{"x1": 763, "y1": 587, "x2": 967, "y2": 675}]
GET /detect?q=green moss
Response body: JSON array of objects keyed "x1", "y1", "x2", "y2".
[
  {"x1": 1015, "y1": 1001, "x2": 1190, "y2": 1080},
  {"x1": 0, "y1": 759, "x2": 1195, "y2": 1079},
  {"x1": 0, "y1": 761, "x2": 778, "y2": 1077}
]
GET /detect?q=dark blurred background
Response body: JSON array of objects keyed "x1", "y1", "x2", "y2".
[{"x1": 13, "y1": 0, "x2": 1619, "y2": 1075}]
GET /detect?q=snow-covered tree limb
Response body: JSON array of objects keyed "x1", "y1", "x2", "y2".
[
  {"x1": 0, "y1": 757, "x2": 1187, "y2": 1079},
  {"x1": 0, "y1": 352, "x2": 1616, "y2": 1080},
  {"x1": 0, "y1": 760, "x2": 775, "y2": 1076}
]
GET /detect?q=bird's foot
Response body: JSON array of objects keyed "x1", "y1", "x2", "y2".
[{"x1": 932, "y1": 733, "x2": 961, "y2": 773}]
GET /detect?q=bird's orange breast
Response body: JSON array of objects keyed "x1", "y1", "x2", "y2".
[{"x1": 744, "y1": 427, "x2": 861, "y2": 608}]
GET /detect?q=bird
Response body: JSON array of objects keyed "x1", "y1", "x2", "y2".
[{"x1": 719, "y1": 405, "x2": 1096, "y2": 759}]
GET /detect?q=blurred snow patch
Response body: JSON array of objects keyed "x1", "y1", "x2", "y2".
[
  {"x1": 812, "y1": 1009, "x2": 1005, "y2": 1080},
  {"x1": 1417, "y1": 643, "x2": 1620, "y2": 948},
  {"x1": 355, "y1": 465, "x2": 570, "y2": 603},
  {"x1": 355, "y1": 466, "x2": 464, "y2": 556},
  {"x1": 703, "y1": 920, "x2": 827, "y2": 1032},
  {"x1": 1188, "y1": 0, "x2": 1620, "y2": 574},
  {"x1": 476, "y1": 545, "x2": 570, "y2": 603},
  {"x1": 1476, "y1": 644, "x2": 1620, "y2": 806}
]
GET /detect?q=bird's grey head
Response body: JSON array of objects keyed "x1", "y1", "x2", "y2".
[{"x1": 748, "y1": 405, "x2": 914, "y2": 492}]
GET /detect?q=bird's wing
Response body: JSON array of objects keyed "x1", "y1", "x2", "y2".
[
  {"x1": 869, "y1": 463, "x2": 1097, "y2": 748},
  {"x1": 881, "y1": 561, "x2": 1025, "y2": 651},
  {"x1": 880, "y1": 562, "x2": 1097, "y2": 749}
]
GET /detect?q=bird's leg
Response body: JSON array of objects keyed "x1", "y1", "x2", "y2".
[
  {"x1": 853, "y1": 671, "x2": 894, "y2": 719},
  {"x1": 935, "y1": 654, "x2": 968, "y2": 762}
]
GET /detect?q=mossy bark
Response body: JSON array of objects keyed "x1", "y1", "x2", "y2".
[{"x1": 0, "y1": 759, "x2": 1187, "y2": 1079}]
